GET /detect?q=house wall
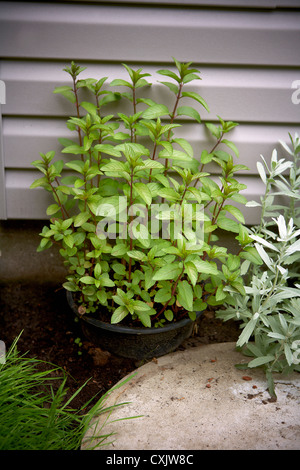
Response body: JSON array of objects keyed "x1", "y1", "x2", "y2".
[{"x1": 0, "y1": 0, "x2": 300, "y2": 223}]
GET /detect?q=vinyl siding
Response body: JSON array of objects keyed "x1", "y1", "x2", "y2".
[{"x1": 0, "y1": 1, "x2": 300, "y2": 222}]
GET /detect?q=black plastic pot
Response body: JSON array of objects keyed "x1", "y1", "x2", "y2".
[{"x1": 67, "y1": 291, "x2": 203, "y2": 360}]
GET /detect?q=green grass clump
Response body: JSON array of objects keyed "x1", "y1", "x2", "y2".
[{"x1": 0, "y1": 335, "x2": 132, "y2": 450}]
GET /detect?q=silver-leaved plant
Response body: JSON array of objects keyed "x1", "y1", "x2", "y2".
[{"x1": 217, "y1": 133, "x2": 300, "y2": 398}]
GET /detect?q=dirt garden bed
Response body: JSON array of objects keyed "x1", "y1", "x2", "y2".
[{"x1": 0, "y1": 281, "x2": 241, "y2": 410}]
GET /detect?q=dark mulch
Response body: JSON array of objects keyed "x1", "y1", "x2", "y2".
[{"x1": 0, "y1": 282, "x2": 241, "y2": 410}]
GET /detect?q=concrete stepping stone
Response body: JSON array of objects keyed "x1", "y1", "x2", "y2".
[{"x1": 82, "y1": 342, "x2": 300, "y2": 451}]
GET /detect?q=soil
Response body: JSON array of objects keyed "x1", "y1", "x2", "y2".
[{"x1": 0, "y1": 281, "x2": 241, "y2": 411}]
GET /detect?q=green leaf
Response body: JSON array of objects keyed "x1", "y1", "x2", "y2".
[
  {"x1": 230, "y1": 281, "x2": 246, "y2": 296},
  {"x1": 266, "y1": 370, "x2": 277, "y2": 399},
  {"x1": 80, "y1": 101, "x2": 98, "y2": 115},
  {"x1": 206, "y1": 123, "x2": 222, "y2": 139},
  {"x1": 127, "y1": 250, "x2": 147, "y2": 261},
  {"x1": 53, "y1": 86, "x2": 75, "y2": 103},
  {"x1": 182, "y1": 71, "x2": 201, "y2": 83},
  {"x1": 236, "y1": 316, "x2": 258, "y2": 347},
  {"x1": 111, "y1": 306, "x2": 129, "y2": 324},
  {"x1": 159, "y1": 81, "x2": 179, "y2": 94},
  {"x1": 135, "y1": 160, "x2": 164, "y2": 172},
  {"x1": 132, "y1": 300, "x2": 152, "y2": 312},
  {"x1": 157, "y1": 69, "x2": 181, "y2": 83},
  {"x1": 64, "y1": 234, "x2": 74, "y2": 248},
  {"x1": 100, "y1": 275, "x2": 115, "y2": 287},
  {"x1": 80, "y1": 276, "x2": 95, "y2": 285},
  {"x1": 248, "y1": 356, "x2": 275, "y2": 368},
  {"x1": 216, "y1": 284, "x2": 227, "y2": 301},
  {"x1": 65, "y1": 160, "x2": 85, "y2": 173},
  {"x1": 142, "y1": 104, "x2": 170, "y2": 120},
  {"x1": 153, "y1": 263, "x2": 182, "y2": 281},
  {"x1": 110, "y1": 79, "x2": 133, "y2": 89},
  {"x1": 62, "y1": 145, "x2": 85, "y2": 155},
  {"x1": 144, "y1": 267, "x2": 156, "y2": 290},
  {"x1": 184, "y1": 261, "x2": 198, "y2": 286},
  {"x1": 181, "y1": 91, "x2": 210, "y2": 112},
  {"x1": 157, "y1": 188, "x2": 180, "y2": 202},
  {"x1": 74, "y1": 211, "x2": 90, "y2": 227},
  {"x1": 217, "y1": 216, "x2": 240, "y2": 233},
  {"x1": 94, "y1": 263, "x2": 102, "y2": 279},
  {"x1": 284, "y1": 343, "x2": 294, "y2": 366},
  {"x1": 101, "y1": 160, "x2": 127, "y2": 173},
  {"x1": 30, "y1": 177, "x2": 49, "y2": 189},
  {"x1": 222, "y1": 139, "x2": 239, "y2": 157},
  {"x1": 200, "y1": 150, "x2": 213, "y2": 165},
  {"x1": 98, "y1": 178, "x2": 119, "y2": 196},
  {"x1": 63, "y1": 281, "x2": 78, "y2": 292},
  {"x1": 162, "y1": 246, "x2": 182, "y2": 256},
  {"x1": 223, "y1": 205, "x2": 245, "y2": 224},
  {"x1": 136, "y1": 311, "x2": 152, "y2": 328},
  {"x1": 97, "y1": 290, "x2": 107, "y2": 305},
  {"x1": 193, "y1": 300, "x2": 207, "y2": 312},
  {"x1": 82, "y1": 285, "x2": 96, "y2": 296},
  {"x1": 111, "y1": 244, "x2": 128, "y2": 257},
  {"x1": 134, "y1": 183, "x2": 152, "y2": 206},
  {"x1": 177, "y1": 106, "x2": 201, "y2": 123},
  {"x1": 177, "y1": 280, "x2": 193, "y2": 311},
  {"x1": 189, "y1": 259, "x2": 219, "y2": 276},
  {"x1": 154, "y1": 288, "x2": 172, "y2": 303},
  {"x1": 240, "y1": 246, "x2": 263, "y2": 265},
  {"x1": 94, "y1": 144, "x2": 122, "y2": 158},
  {"x1": 165, "y1": 310, "x2": 174, "y2": 321},
  {"x1": 172, "y1": 138, "x2": 194, "y2": 157},
  {"x1": 46, "y1": 204, "x2": 61, "y2": 216},
  {"x1": 159, "y1": 149, "x2": 192, "y2": 162},
  {"x1": 112, "y1": 263, "x2": 126, "y2": 276}
]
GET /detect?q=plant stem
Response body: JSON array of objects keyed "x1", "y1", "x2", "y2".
[
  {"x1": 128, "y1": 169, "x2": 134, "y2": 282},
  {"x1": 261, "y1": 251, "x2": 284, "y2": 308},
  {"x1": 179, "y1": 183, "x2": 188, "y2": 206},
  {"x1": 194, "y1": 132, "x2": 224, "y2": 187},
  {"x1": 164, "y1": 82, "x2": 183, "y2": 175},
  {"x1": 49, "y1": 179, "x2": 69, "y2": 220},
  {"x1": 132, "y1": 85, "x2": 137, "y2": 143},
  {"x1": 149, "y1": 141, "x2": 157, "y2": 183},
  {"x1": 157, "y1": 264, "x2": 185, "y2": 318},
  {"x1": 202, "y1": 198, "x2": 225, "y2": 260},
  {"x1": 72, "y1": 76, "x2": 84, "y2": 162},
  {"x1": 257, "y1": 178, "x2": 272, "y2": 235}
]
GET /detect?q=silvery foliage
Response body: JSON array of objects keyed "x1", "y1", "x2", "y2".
[{"x1": 217, "y1": 133, "x2": 300, "y2": 398}]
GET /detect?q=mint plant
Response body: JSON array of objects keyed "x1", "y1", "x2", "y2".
[
  {"x1": 31, "y1": 59, "x2": 252, "y2": 328},
  {"x1": 217, "y1": 134, "x2": 300, "y2": 398}
]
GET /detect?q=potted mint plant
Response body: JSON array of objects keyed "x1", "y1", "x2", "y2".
[{"x1": 31, "y1": 59, "x2": 255, "y2": 360}]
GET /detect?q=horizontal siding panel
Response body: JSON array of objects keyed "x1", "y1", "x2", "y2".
[
  {"x1": 6, "y1": 169, "x2": 265, "y2": 224},
  {"x1": 1, "y1": 3, "x2": 300, "y2": 66},
  {"x1": 54, "y1": 1, "x2": 300, "y2": 8},
  {"x1": 1, "y1": 1, "x2": 300, "y2": 221},
  {"x1": 3, "y1": 117, "x2": 299, "y2": 174},
  {"x1": 6, "y1": 171, "x2": 52, "y2": 220},
  {"x1": 2, "y1": 62, "x2": 300, "y2": 124},
  {"x1": 0, "y1": 108, "x2": 6, "y2": 219}
]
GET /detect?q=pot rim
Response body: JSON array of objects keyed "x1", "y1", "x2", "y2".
[{"x1": 66, "y1": 291, "x2": 203, "y2": 336}]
